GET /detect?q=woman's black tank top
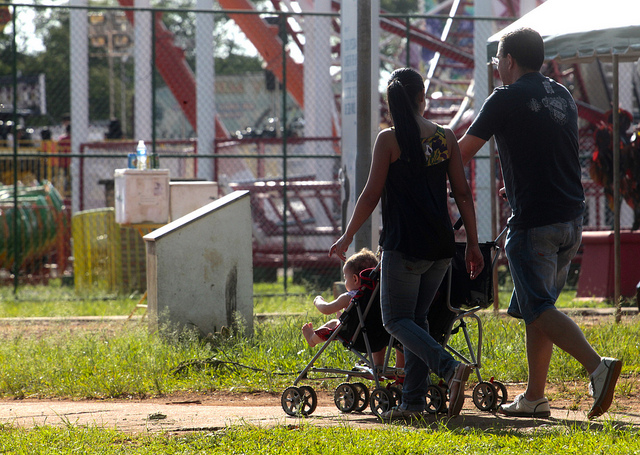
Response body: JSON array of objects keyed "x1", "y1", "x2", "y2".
[{"x1": 379, "y1": 125, "x2": 455, "y2": 260}]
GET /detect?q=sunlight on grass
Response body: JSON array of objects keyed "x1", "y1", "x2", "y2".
[
  {"x1": 0, "y1": 309, "x2": 637, "y2": 398},
  {"x1": 1, "y1": 271, "x2": 619, "y2": 319},
  {"x1": 0, "y1": 280, "x2": 638, "y2": 452},
  {"x1": 0, "y1": 422, "x2": 638, "y2": 454},
  {"x1": 0, "y1": 280, "x2": 327, "y2": 317},
  {"x1": 0, "y1": 276, "x2": 637, "y2": 399}
]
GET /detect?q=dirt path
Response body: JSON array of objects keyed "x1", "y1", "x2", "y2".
[{"x1": 1, "y1": 386, "x2": 639, "y2": 434}]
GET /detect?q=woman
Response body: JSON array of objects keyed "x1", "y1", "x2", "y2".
[{"x1": 329, "y1": 68, "x2": 484, "y2": 421}]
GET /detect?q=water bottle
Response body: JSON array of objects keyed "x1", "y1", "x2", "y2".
[{"x1": 136, "y1": 140, "x2": 147, "y2": 170}]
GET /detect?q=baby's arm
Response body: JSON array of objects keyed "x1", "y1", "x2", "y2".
[{"x1": 313, "y1": 293, "x2": 352, "y2": 315}]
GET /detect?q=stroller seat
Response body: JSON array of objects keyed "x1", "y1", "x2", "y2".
[{"x1": 334, "y1": 267, "x2": 391, "y2": 354}]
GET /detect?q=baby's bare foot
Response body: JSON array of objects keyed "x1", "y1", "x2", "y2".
[{"x1": 302, "y1": 322, "x2": 317, "y2": 347}]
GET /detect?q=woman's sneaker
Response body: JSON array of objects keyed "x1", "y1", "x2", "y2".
[
  {"x1": 588, "y1": 357, "x2": 622, "y2": 419},
  {"x1": 498, "y1": 393, "x2": 550, "y2": 418}
]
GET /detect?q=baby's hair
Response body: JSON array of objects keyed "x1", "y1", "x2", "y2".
[{"x1": 345, "y1": 248, "x2": 379, "y2": 274}]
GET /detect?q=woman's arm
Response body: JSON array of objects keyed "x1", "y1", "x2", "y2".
[
  {"x1": 445, "y1": 128, "x2": 485, "y2": 279},
  {"x1": 329, "y1": 129, "x2": 395, "y2": 261}
]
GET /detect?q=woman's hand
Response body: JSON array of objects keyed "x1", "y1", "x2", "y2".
[
  {"x1": 465, "y1": 243, "x2": 485, "y2": 280},
  {"x1": 329, "y1": 234, "x2": 353, "y2": 262}
]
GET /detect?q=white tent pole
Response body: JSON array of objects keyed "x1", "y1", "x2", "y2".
[{"x1": 612, "y1": 53, "x2": 621, "y2": 323}]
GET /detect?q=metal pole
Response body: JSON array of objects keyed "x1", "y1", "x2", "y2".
[
  {"x1": 196, "y1": 0, "x2": 215, "y2": 180},
  {"x1": 355, "y1": 0, "x2": 372, "y2": 252},
  {"x1": 151, "y1": 11, "x2": 156, "y2": 150},
  {"x1": 108, "y1": 50, "x2": 115, "y2": 119},
  {"x1": 405, "y1": 16, "x2": 410, "y2": 68},
  {"x1": 612, "y1": 54, "x2": 621, "y2": 323},
  {"x1": 280, "y1": 15, "x2": 289, "y2": 293},
  {"x1": 488, "y1": 62, "x2": 499, "y2": 315},
  {"x1": 11, "y1": 5, "x2": 18, "y2": 294},
  {"x1": 120, "y1": 56, "x2": 127, "y2": 136}
]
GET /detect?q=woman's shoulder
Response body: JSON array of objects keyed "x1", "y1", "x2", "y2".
[
  {"x1": 378, "y1": 127, "x2": 395, "y2": 139},
  {"x1": 376, "y1": 128, "x2": 401, "y2": 158}
]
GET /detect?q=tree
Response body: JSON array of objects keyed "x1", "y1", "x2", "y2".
[{"x1": 23, "y1": 7, "x2": 71, "y2": 126}]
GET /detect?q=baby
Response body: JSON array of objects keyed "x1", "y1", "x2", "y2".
[
  {"x1": 302, "y1": 248, "x2": 404, "y2": 369},
  {"x1": 302, "y1": 248, "x2": 378, "y2": 347}
]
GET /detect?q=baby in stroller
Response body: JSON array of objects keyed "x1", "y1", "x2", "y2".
[
  {"x1": 281, "y1": 249, "x2": 405, "y2": 417},
  {"x1": 302, "y1": 248, "x2": 404, "y2": 368}
]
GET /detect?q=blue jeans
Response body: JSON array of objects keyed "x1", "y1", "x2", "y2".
[
  {"x1": 380, "y1": 250, "x2": 459, "y2": 412},
  {"x1": 505, "y1": 216, "x2": 583, "y2": 324}
]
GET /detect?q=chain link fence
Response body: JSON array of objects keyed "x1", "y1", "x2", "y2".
[{"x1": 1, "y1": 3, "x2": 637, "y2": 297}]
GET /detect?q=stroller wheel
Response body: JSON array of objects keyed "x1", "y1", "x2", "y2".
[
  {"x1": 425, "y1": 384, "x2": 446, "y2": 414},
  {"x1": 299, "y1": 386, "x2": 318, "y2": 414},
  {"x1": 281, "y1": 386, "x2": 316, "y2": 417},
  {"x1": 387, "y1": 386, "x2": 402, "y2": 407},
  {"x1": 491, "y1": 380, "x2": 508, "y2": 407},
  {"x1": 351, "y1": 382, "x2": 370, "y2": 412},
  {"x1": 334, "y1": 383, "x2": 358, "y2": 413},
  {"x1": 369, "y1": 387, "x2": 394, "y2": 418},
  {"x1": 472, "y1": 381, "x2": 498, "y2": 412}
]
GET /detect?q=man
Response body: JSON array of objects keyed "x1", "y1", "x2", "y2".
[{"x1": 459, "y1": 27, "x2": 621, "y2": 419}]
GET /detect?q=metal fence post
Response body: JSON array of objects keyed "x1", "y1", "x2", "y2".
[
  {"x1": 355, "y1": 0, "x2": 372, "y2": 252},
  {"x1": 280, "y1": 14, "x2": 289, "y2": 292},
  {"x1": 11, "y1": 4, "x2": 18, "y2": 293}
]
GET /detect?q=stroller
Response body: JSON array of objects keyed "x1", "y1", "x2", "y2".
[
  {"x1": 280, "y1": 226, "x2": 507, "y2": 418},
  {"x1": 281, "y1": 265, "x2": 405, "y2": 417},
  {"x1": 423, "y1": 225, "x2": 509, "y2": 414}
]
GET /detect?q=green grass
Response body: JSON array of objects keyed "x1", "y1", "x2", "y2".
[
  {"x1": 0, "y1": 272, "x2": 620, "y2": 318},
  {"x1": 0, "y1": 278, "x2": 318, "y2": 317},
  {"x1": 0, "y1": 421, "x2": 638, "y2": 454},
  {"x1": 0, "y1": 281, "x2": 638, "y2": 452},
  {"x1": 0, "y1": 307, "x2": 638, "y2": 399}
]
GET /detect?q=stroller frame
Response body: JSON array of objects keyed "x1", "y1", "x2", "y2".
[
  {"x1": 282, "y1": 264, "x2": 404, "y2": 417},
  {"x1": 280, "y1": 226, "x2": 508, "y2": 418},
  {"x1": 430, "y1": 225, "x2": 509, "y2": 413}
]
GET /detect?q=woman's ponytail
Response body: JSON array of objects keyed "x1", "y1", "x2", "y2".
[{"x1": 386, "y1": 68, "x2": 425, "y2": 164}]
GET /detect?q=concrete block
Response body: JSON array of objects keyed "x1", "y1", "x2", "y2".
[{"x1": 144, "y1": 190, "x2": 253, "y2": 336}]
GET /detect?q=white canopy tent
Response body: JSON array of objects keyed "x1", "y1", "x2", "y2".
[
  {"x1": 487, "y1": 0, "x2": 640, "y2": 64},
  {"x1": 486, "y1": 0, "x2": 640, "y2": 315}
]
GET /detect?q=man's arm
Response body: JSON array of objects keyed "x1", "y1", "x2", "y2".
[{"x1": 458, "y1": 133, "x2": 487, "y2": 166}]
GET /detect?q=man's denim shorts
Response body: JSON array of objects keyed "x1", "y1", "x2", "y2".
[{"x1": 505, "y1": 216, "x2": 582, "y2": 324}]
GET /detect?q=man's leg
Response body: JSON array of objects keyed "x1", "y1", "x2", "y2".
[
  {"x1": 524, "y1": 308, "x2": 601, "y2": 400},
  {"x1": 523, "y1": 321, "x2": 554, "y2": 401},
  {"x1": 503, "y1": 218, "x2": 620, "y2": 417},
  {"x1": 532, "y1": 308, "x2": 601, "y2": 375}
]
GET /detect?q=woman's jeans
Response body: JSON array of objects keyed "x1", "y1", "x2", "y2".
[{"x1": 380, "y1": 250, "x2": 459, "y2": 411}]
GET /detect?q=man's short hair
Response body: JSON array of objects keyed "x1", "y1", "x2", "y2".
[{"x1": 500, "y1": 27, "x2": 544, "y2": 71}]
